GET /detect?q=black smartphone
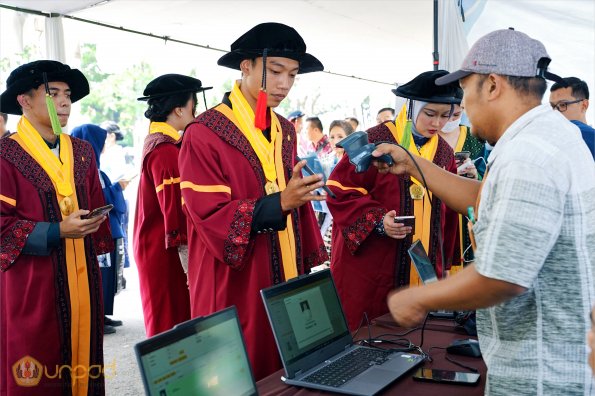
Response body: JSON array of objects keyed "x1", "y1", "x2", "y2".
[
  {"x1": 394, "y1": 215, "x2": 415, "y2": 233},
  {"x1": 454, "y1": 151, "x2": 471, "y2": 162},
  {"x1": 296, "y1": 156, "x2": 336, "y2": 199},
  {"x1": 412, "y1": 368, "x2": 480, "y2": 385},
  {"x1": 82, "y1": 204, "x2": 114, "y2": 219}
]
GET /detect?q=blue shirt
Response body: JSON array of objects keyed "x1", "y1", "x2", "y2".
[{"x1": 570, "y1": 120, "x2": 595, "y2": 159}]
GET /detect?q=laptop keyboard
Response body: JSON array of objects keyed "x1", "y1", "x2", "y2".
[{"x1": 302, "y1": 348, "x2": 393, "y2": 388}]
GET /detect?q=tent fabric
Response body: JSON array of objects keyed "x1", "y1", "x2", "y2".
[{"x1": 438, "y1": 0, "x2": 469, "y2": 72}]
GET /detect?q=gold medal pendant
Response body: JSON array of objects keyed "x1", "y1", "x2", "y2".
[
  {"x1": 409, "y1": 184, "x2": 425, "y2": 200},
  {"x1": 265, "y1": 181, "x2": 280, "y2": 195},
  {"x1": 59, "y1": 196, "x2": 74, "y2": 216}
]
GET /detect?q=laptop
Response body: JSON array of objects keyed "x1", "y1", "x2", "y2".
[
  {"x1": 134, "y1": 306, "x2": 258, "y2": 396},
  {"x1": 407, "y1": 239, "x2": 455, "y2": 319},
  {"x1": 260, "y1": 269, "x2": 424, "y2": 396}
]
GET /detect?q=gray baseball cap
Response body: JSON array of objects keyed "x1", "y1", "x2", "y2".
[{"x1": 436, "y1": 28, "x2": 564, "y2": 86}]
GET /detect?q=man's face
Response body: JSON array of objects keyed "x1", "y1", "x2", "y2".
[
  {"x1": 549, "y1": 87, "x2": 587, "y2": 121},
  {"x1": 376, "y1": 110, "x2": 394, "y2": 124},
  {"x1": 305, "y1": 121, "x2": 320, "y2": 142},
  {"x1": 19, "y1": 81, "x2": 72, "y2": 128},
  {"x1": 460, "y1": 74, "x2": 491, "y2": 142},
  {"x1": 0, "y1": 116, "x2": 6, "y2": 135},
  {"x1": 242, "y1": 56, "x2": 299, "y2": 109}
]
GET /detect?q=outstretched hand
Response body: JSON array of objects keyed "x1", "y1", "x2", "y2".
[
  {"x1": 280, "y1": 160, "x2": 326, "y2": 212},
  {"x1": 60, "y1": 209, "x2": 106, "y2": 239},
  {"x1": 372, "y1": 143, "x2": 411, "y2": 175}
]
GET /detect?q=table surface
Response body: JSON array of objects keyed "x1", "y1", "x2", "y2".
[{"x1": 256, "y1": 313, "x2": 487, "y2": 395}]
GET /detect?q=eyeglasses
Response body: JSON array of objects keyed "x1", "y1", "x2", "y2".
[{"x1": 551, "y1": 99, "x2": 583, "y2": 113}]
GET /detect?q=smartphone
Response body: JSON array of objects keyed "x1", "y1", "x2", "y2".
[
  {"x1": 296, "y1": 156, "x2": 336, "y2": 199},
  {"x1": 454, "y1": 151, "x2": 471, "y2": 162},
  {"x1": 394, "y1": 215, "x2": 415, "y2": 226},
  {"x1": 82, "y1": 204, "x2": 113, "y2": 219},
  {"x1": 412, "y1": 368, "x2": 480, "y2": 385}
]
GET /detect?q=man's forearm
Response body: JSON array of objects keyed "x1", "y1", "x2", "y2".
[
  {"x1": 418, "y1": 264, "x2": 526, "y2": 311},
  {"x1": 407, "y1": 155, "x2": 481, "y2": 214}
]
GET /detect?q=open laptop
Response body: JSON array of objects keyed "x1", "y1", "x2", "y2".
[
  {"x1": 260, "y1": 269, "x2": 424, "y2": 396},
  {"x1": 407, "y1": 239, "x2": 455, "y2": 319},
  {"x1": 134, "y1": 306, "x2": 257, "y2": 396}
]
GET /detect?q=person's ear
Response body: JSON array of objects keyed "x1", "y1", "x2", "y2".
[
  {"x1": 239, "y1": 59, "x2": 253, "y2": 77},
  {"x1": 16, "y1": 93, "x2": 32, "y2": 110},
  {"x1": 485, "y1": 74, "x2": 503, "y2": 101},
  {"x1": 581, "y1": 98, "x2": 589, "y2": 113}
]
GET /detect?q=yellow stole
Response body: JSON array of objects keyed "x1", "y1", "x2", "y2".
[
  {"x1": 13, "y1": 116, "x2": 91, "y2": 396},
  {"x1": 385, "y1": 106, "x2": 439, "y2": 286},
  {"x1": 218, "y1": 83, "x2": 298, "y2": 280},
  {"x1": 149, "y1": 121, "x2": 181, "y2": 141},
  {"x1": 450, "y1": 125, "x2": 468, "y2": 275}
]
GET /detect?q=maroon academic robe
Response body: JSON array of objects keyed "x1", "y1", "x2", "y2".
[
  {"x1": 179, "y1": 104, "x2": 327, "y2": 380},
  {"x1": 0, "y1": 136, "x2": 112, "y2": 396},
  {"x1": 327, "y1": 123, "x2": 459, "y2": 330},
  {"x1": 133, "y1": 133, "x2": 190, "y2": 337}
]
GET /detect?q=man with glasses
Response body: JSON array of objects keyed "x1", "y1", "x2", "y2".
[{"x1": 550, "y1": 77, "x2": 594, "y2": 159}]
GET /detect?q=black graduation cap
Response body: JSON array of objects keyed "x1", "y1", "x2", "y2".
[
  {"x1": 0, "y1": 60, "x2": 89, "y2": 115},
  {"x1": 137, "y1": 74, "x2": 212, "y2": 101},
  {"x1": 217, "y1": 22, "x2": 324, "y2": 74},
  {"x1": 392, "y1": 70, "x2": 461, "y2": 104}
]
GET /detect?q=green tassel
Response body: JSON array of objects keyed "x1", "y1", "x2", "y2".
[
  {"x1": 402, "y1": 119, "x2": 412, "y2": 149},
  {"x1": 46, "y1": 93, "x2": 63, "y2": 135}
]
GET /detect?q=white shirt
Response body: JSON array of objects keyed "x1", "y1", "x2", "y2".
[{"x1": 473, "y1": 105, "x2": 595, "y2": 395}]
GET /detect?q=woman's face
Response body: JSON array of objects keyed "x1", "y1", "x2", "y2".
[
  {"x1": 329, "y1": 126, "x2": 348, "y2": 156},
  {"x1": 415, "y1": 103, "x2": 453, "y2": 138}
]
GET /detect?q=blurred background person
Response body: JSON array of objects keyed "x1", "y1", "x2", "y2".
[
  {"x1": 345, "y1": 116, "x2": 359, "y2": 132},
  {"x1": 0, "y1": 112, "x2": 9, "y2": 138},
  {"x1": 376, "y1": 107, "x2": 395, "y2": 124}
]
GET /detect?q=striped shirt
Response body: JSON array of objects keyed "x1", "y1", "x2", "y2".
[{"x1": 473, "y1": 105, "x2": 595, "y2": 395}]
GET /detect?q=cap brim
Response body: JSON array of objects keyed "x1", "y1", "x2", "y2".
[
  {"x1": 434, "y1": 70, "x2": 472, "y2": 86},
  {"x1": 137, "y1": 86, "x2": 213, "y2": 101},
  {"x1": 0, "y1": 69, "x2": 89, "y2": 115},
  {"x1": 391, "y1": 89, "x2": 459, "y2": 104},
  {"x1": 217, "y1": 51, "x2": 323, "y2": 74}
]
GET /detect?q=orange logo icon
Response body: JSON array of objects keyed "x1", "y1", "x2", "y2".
[{"x1": 12, "y1": 356, "x2": 43, "y2": 387}]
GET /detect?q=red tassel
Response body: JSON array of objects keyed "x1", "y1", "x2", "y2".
[{"x1": 254, "y1": 89, "x2": 268, "y2": 130}]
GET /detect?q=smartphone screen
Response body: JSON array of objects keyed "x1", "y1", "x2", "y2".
[
  {"x1": 413, "y1": 368, "x2": 480, "y2": 385},
  {"x1": 454, "y1": 151, "x2": 471, "y2": 162},
  {"x1": 82, "y1": 204, "x2": 113, "y2": 219}
]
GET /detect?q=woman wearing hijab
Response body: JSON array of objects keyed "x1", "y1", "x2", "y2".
[
  {"x1": 71, "y1": 124, "x2": 127, "y2": 335},
  {"x1": 327, "y1": 70, "x2": 460, "y2": 330}
]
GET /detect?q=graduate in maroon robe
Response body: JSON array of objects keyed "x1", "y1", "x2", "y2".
[
  {"x1": 133, "y1": 74, "x2": 211, "y2": 337},
  {"x1": 179, "y1": 23, "x2": 328, "y2": 380},
  {"x1": 327, "y1": 70, "x2": 461, "y2": 330},
  {"x1": 0, "y1": 61, "x2": 112, "y2": 396}
]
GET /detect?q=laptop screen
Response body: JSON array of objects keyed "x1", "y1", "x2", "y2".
[
  {"x1": 261, "y1": 270, "x2": 350, "y2": 368},
  {"x1": 134, "y1": 306, "x2": 257, "y2": 396},
  {"x1": 407, "y1": 239, "x2": 438, "y2": 284}
]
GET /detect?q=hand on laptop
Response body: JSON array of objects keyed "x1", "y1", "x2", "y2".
[{"x1": 387, "y1": 287, "x2": 428, "y2": 328}]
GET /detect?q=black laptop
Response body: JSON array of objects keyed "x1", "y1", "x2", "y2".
[
  {"x1": 134, "y1": 306, "x2": 257, "y2": 396},
  {"x1": 260, "y1": 269, "x2": 424, "y2": 396}
]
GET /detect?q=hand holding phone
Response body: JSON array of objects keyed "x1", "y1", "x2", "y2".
[
  {"x1": 454, "y1": 151, "x2": 471, "y2": 163},
  {"x1": 412, "y1": 368, "x2": 480, "y2": 385},
  {"x1": 81, "y1": 204, "x2": 114, "y2": 219},
  {"x1": 394, "y1": 215, "x2": 415, "y2": 233},
  {"x1": 296, "y1": 156, "x2": 336, "y2": 198}
]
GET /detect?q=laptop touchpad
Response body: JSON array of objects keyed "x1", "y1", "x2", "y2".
[{"x1": 356, "y1": 367, "x2": 398, "y2": 384}]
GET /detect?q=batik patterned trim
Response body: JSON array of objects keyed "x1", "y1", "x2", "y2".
[
  {"x1": 141, "y1": 132, "x2": 176, "y2": 164},
  {"x1": 0, "y1": 137, "x2": 54, "y2": 191},
  {"x1": 367, "y1": 123, "x2": 397, "y2": 145},
  {"x1": 0, "y1": 220, "x2": 35, "y2": 271},
  {"x1": 166, "y1": 230, "x2": 187, "y2": 249},
  {"x1": 303, "y1": 243, "x2": 329, "y2": 273},
  {"x1": 224, "y1": 199, "x2": 257, "y2": 269},
  {"x1": 342, "y1": 207, "x2": 386, "y2": 254}
]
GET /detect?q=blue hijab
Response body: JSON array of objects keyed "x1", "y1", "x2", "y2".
[{"x1": 70, "y1": 124, "x2": 107, "y2": 167}]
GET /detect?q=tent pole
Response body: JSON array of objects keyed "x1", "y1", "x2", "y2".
[{"x1": 433, "y1": 0, "x2": 439, "y2": 70}]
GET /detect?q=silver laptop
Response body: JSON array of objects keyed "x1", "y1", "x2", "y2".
[
  {"x1": 260, "y1": 269, "x2": 424, "y2": 396},
  {"x1": 134, "y1": 306, "x2": 257, "y2": 396},
  {"x1": 408, "y1": 239, "x2": 455, "y2": 319}
]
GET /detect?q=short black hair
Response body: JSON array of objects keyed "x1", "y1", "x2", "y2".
[
  {"x1": 377, "y1": 107, "x2": 395, "y2": 116},
  {"x1": 550, "y1": 77, "x2": 589, "y2": 100},
  {"x1": 144, "y1": 92, "x2": 197, "y2": 122},
  {"x1": 477, "y1": 74, "x2": 547, "y2": 100},
  {"x1": 329, "y1": 120, "x2": 354, "y2": 136},
  {"x1": 306, "y1": 116, "x2": 323, "y2": 132},
  {"x1": 0, "y1": 112, "x2": 7, "y2": 122},
  {"x1": 345, "y1": 117, "x2": 359, "y2": 127}
]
